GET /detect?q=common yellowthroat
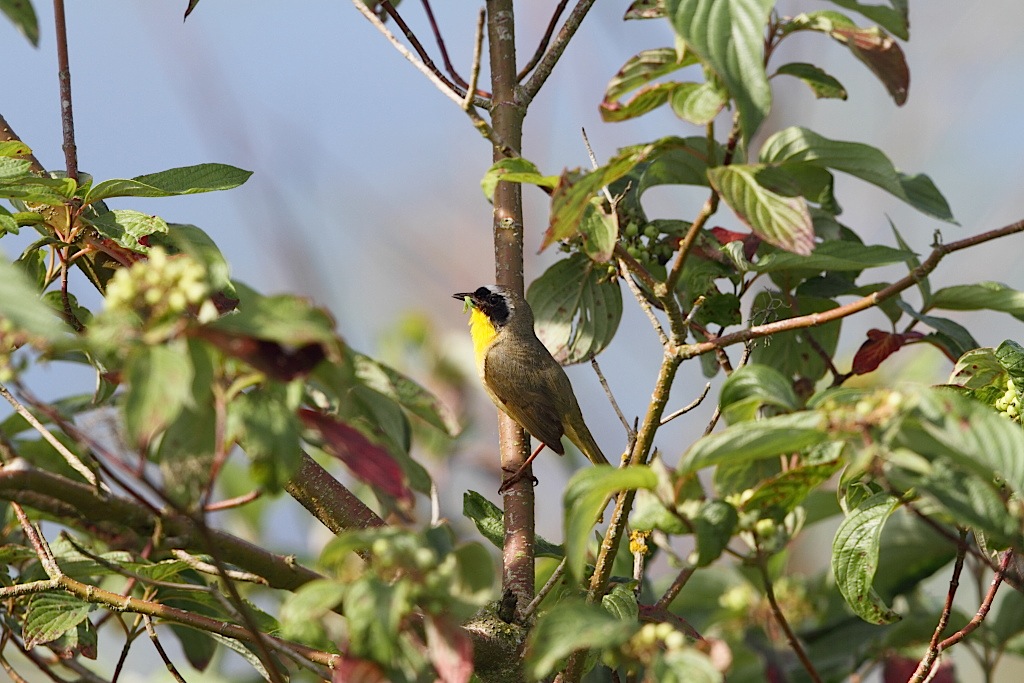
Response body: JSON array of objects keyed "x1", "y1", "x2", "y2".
[{"x1": 453, "y1": 285, "x2": 608, "y2": 490}]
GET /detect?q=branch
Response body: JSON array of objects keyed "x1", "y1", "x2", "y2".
[
  {"x1": 52, "y1": 0, "x2": 78, "y2": 181},
  {"x1": 520, "y1": 0, "x2": 599, "y2": 105},
  {"x1": 0, "y1": 113, "x2": 46, "y2": 173},
  {"x1": 420, "y1": 0, "x2": 489, "y2": 97},
  {"x1": 677, "y1": 219, "x2": 1024, "y2": 360},
  {"x1": 935, "y1": 549, "x2": 1013, "y2": 653},
  {"x1": 517, "y1": 0, "x2": 569, "y2": 82},
  {"x1": 911, "y1": 529, "x2": 968, "y2": 683},
  {"x1": 757, "y1": 552, "x2": 822, "y2": 683},
  {"x1": 0, "y1": 461, "x2": 326, "y2": 593}
]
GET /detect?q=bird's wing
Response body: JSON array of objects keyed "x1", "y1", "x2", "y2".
[{"x1": 483, "y1": 337, "x2": 566, "y2": 454}]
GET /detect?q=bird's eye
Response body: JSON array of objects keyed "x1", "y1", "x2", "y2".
[{"x1": 474, "y1": 286, "x2": 490, "y2": 298}]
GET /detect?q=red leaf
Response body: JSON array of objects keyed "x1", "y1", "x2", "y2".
[
  {"x1": 299, "y1": 409, "x2": 412, "y2": 506},
  {"x1": 195, "y1": 328, "x2": 325, "y2": 381},
  {"x1": 425, "y1": 615, "x2": 473, "y2": 683},
  {"x1": 332, "y1": 656, "x2": 389, "y2": 683},
  {"x1": 709, "y1": 227, "x2": 761, "y2": 259},
  {"x1": 851, "y1": 329, "x2": 923, "y2": 375}
]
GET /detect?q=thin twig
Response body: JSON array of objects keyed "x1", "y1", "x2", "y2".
[
  {"x1": 521, "y1": 558, "x2": 568, "y2": 621},
  {"x1": 375, "y1": 0, "x2": 468, "y2": 99},
  {"x1": 421, "y1": 0, "x2": 489, "y2": 96},
  {"x1": 143, "y1": 616, "x2": 187, "y2": 683},
  {"x1": 52, "y1": 0, "x2": 78, "y2": 181},
  {"x1": 518, "y1": 0, "x2": 570, "y2": 81},
  {"x1": 617, "y1": 256, "x2": 668, "y2": 346},
  {"x1": 462, "y1": 9, "x2": 485, "y2": 111},
  {"x1": 911, "y1": 529, "x2": 968, "y2": 682},
  {"x1": 0, "y1": 383, "x2": 102, "y2": 488},
  {"x1": 660, "y1": 382, "x2": 711, "y2": 425},
  {"x1": 351, "y1": 0, "x2": 476, "y2": 108},
  {"x1": 170, "y1": 549, "x2": 270, "y2": 585},
  {"x1": 677, "y1": 218, "x2": 1024, "y2": 360},
  {"x1": 935, "y1": 549, "x2": 1013, "y2": 652},
  {"x1": 581, "y1": 127, "x2": 615, "y2": 204},
  {"x1": 655, "y1": 565, "x2": 696, "y2": 611},
  {"x1": 520, "y1": 0, "x2": 599, "y2": 105},
  {"x1": 590, "y1": 357, "x2": 631, "y2": 436},
  {"x1": 756, "y1": 549, "x2": 823, "y2": 683},
  {"x1": 204, "y1": 489, "x2": 261, "y2": 512}
]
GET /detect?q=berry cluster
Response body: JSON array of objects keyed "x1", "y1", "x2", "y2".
[
  {"x1": 994, "y1": 377, "x2": 1021, "y2": 422},
  {"x1": 104, "y1": 247, "x2": 215, "y2": 325}
]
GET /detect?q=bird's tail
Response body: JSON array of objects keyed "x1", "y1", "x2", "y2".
[{"x1": 565, "y1": 420, "x2": 609, "y2": 467}]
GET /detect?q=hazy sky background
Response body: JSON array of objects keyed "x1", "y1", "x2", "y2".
[{"x1": 4, "y1": 2, "x2": 1024, "y2": 680}]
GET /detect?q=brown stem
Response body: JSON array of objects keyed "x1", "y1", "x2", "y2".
[
  {"x1": 377, "y1": 0, "x2": 468, "y2": 100},
  {"x1": 486, "y1": 0, "x2": 534, "y2": 622},
  {"x1": 935, "y1": 550, "x2": 1013, "y2": 652},
  {"x1": 420, "y1": 0, "x2": 490, "y2": 97},
  {"x1": 52, "y1": 0, "x2": 78, "y2": 181},
  {"x1": 677, "y1": 219, "x2": 1024, "y2": 360},
  {"x1": 911, "y1": 529, "x2": 968, "y2": 682},
  {"x1": 0, "y1": 113, "x2": 46, "y2": 173},
  {"x1": 757, "y1": 550, "x2": 822, "y2": 683}
]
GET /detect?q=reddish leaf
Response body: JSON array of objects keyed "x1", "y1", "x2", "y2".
[
  {"x1": 426, "y1": 615, "x2": 473, "y2": 683},
  {"x1": 195, "y1": 327, "x2": 325, "y2": 380},
  {"x1": 851, "y1": 329, "x2": 924, "y2": 375},
  {"x1": 709, "y1": 226, "x2": 761, "y2": 259},
  {"x1": 831, "y1": 27, "x2": 909, "y2": 106},
  {"x1": 333, "y1": 656, "x2": 389, "y2": 683},
  {"x1": 299, "y1": 409, "x2": 412, "y2": 506}
]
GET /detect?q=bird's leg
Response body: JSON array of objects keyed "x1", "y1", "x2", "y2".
[{"x1": 498, "y1": 442, "x2": 546, "y2": 493}]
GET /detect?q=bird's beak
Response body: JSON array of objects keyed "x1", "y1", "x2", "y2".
[{"x1": 452, "y1": 292, "x2": 475, "y2": 303}]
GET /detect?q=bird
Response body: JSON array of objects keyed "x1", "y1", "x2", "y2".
[{"x1": 452, "y1": 285, "x2": 609, "y2": 491}]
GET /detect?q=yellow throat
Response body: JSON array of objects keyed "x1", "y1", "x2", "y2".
[{"x1": 467, "y1": 306, "x2": 497, "y2": 371}]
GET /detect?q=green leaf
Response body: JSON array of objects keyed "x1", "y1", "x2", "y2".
[
  {"x1": 719, "y1": 363, "x2": 801, "y2": 423},
  {"x1": 680, "y1": 411, "x2": 829, "y2": 475},
  {"x1": 775, "y1": 62, "x2": 848, "y2": 100},
  {"x1": 890, "y1": 219, "x2": 930, "y2": 305},
  {"x1": 345, "y1": 575, "x2": 409, "y2": 664},
  {"x1": 580, "y1": 202, "x2": 617, "y2": 263},
  {"x1": 227, "y1": 383, "x2": 303, "y2": 493},
  {"x1": 353, "y1": 353, "x2": 460, "y2": 437},
  {"x1": 624, "y1": 0, "x2": 665, "y2": 20},
  {"x1": 0, "y1": 0, "x2": 40, "y2": 45},
  {"x1": 691, "y1": 499, "x2": 738, "y2": 566},
  {"x1": 637, "y1": 137, "x2": 722, "y2": 191},
  {"x1": 930, "y1": 282, "x2": 1024, "y2": 320},
  {"x1": 86, "y1": 163, "x2": 252, "y2": 203},
  {"x1": 210, "y1": 283, "x2": 338, "y2": 347},
  {"x1": 743, "y1": 460, "x2": 842, "y2": 520},
  {"x1": 708, "y1": 164, "x2": 814, "y2": 255},
  {"x1": 826, "y1": 0, "x2": 909, "y2": 40},
  {"x1": 898, "y1": 389, "x2": 1024, "y2": 501},
  {"x1": 87, "y1": 209, "x2": 169, "y2": 252},
  {"x1": 0, "y1": 175, "x2": 77, "y2": 204},
  {"x1": 154, "y1": 223, "x2": 234, "y2": 295},
  {"x1": 279, "y1": 579, "x2": 347, "y2": 643},
  {"x1": 526, "y1": 599, "x2": 637, "y2": 679},
  {"x1": 528, "y1": 254, "x2": 622, "y2": 364},
  {"x1": 0, "y1": 140, "x2": 34, "y2": 159},
  {"x1": 546, "y1": 138, "x2": 687, "y2": 249},
  {"x1": 123, "y1": 340, "x2": 195, "y2": 447},
  {"x1": 23, "y1": 593, "x2": 95, "y2": 649},
  {"x1": 831, "y1": 493, "x2": 903, "y2": 624},
  {"x1": 897, "y1": 303, "x2": 977, "y2": 360},
  {"x1": 753, "y1": 240, "x2": 912, "y2": 274},
  {"x1": 463, "y1": 491, "x2": 564, "y2": 558},
  {"x1": 600, "y1": 82, "x2": 677, "y2": 123},
  {"x1": 669, "y1": 81, "x2": 728, "y2": 125},
  {"x1": 0, "y1": 257, "x2": 71, "y2": 344},
  {"x1": 604, "y1": 47, "x2": 697, "y2": 102},
  {"x1": 480, "y1": 158, "x2": 558, "y2": 201},
  {"x1": 665, "y1": 0, "x2": 774, "y2": 141},
  {"x1": 602, "y1": 582, "x2": 640, "y2": 622},
  {"x1": 761, "y1": 126, "x2": 954, "y2": 222},
  {"x1": 564, "y1": 466, "x2": 657, "y2": 579}
]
